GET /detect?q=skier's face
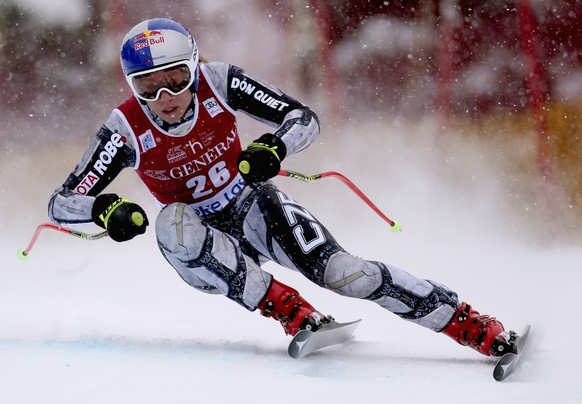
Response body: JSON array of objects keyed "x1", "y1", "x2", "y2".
[
  {"x1": 128, "y1": 62, "x2": 196, "y2": 124},
  {"x1": 130, "y1": 63, "x2": 194, "y2": 101},
  {"x1": 146, "y1": 89, "x2": 193, "y2": 123}
]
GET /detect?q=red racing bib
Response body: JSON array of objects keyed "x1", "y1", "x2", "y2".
[{"x1": 115, "y1": 66, "x2": 244, "y2": 216}]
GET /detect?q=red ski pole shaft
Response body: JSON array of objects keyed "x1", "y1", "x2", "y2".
[
  {"x1": 18, "y1": 223, "x2": 108, "y2": 260},
  {"x1": 278, "y1": 169, "x2": 401, "y2": 232}
]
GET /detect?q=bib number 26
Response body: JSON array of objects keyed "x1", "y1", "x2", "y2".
[{"x1": 185, "y1": 161, "x2": 230, "y2": 199}]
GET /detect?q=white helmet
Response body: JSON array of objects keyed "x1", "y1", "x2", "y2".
[{"x1": 120, "y1": 18, "x2": 199, "y2": 101}]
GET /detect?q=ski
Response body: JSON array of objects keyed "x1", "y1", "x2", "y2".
[
  {"x1": 288, "y1": 319, "x2": 361, "y2": 359},
  {"x1": 493, "y1": 324, "x2": 532, "y2": 381}
]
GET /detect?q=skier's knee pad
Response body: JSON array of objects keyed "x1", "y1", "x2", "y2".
[
  {"x1": 156, "y1": 202, "x2": 207, "y2": 262},
  {"x1": 323, "y1": 251, "x2": 383, "y2": 298}
]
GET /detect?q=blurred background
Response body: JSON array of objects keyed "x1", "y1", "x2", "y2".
[
  {"x1": 1, "y1": 0, "x2": 581, "y2": 244},
  {"x1": 2, "y1": 4, "x2": 582, "y2": 402}
]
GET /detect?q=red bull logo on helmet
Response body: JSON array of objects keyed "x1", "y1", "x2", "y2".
[{"x1": 134, "y1": 30, "x2": 165, "y2": 51}]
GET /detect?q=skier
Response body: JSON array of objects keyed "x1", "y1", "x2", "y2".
[{"x1": 48, "y1": 18, "x2": 517, "y2": 357}]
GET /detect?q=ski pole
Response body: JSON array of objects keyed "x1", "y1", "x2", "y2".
[
  {"x1": 278, "y1": 169, "x2": 402, "y2": 232},
  {"x1": 17, "y1": 223, "x2": 108, "y2": 260},
  {"x1": 18, "y1": 170, "x2": 398, "y2": 259}
]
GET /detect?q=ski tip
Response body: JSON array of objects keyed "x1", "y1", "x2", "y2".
[
  {"x1": 492, "y1": 324, "x2": 532, "y2": 381},
  {"x1": 493, "y1": 354, "x2": 516, "y2": 381},
  {"x1": 287, "y1": 319, "x2": 361, "y2": 359}
]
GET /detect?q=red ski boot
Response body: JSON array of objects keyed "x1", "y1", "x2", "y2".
[
  {"x1": 442, "y1": 302, "x2": 517, "y2": 357},
  {"x1": 258, "y1": 279, "x2": 331, "y2": 336}
]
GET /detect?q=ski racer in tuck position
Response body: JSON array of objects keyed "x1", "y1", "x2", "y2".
[{"x1": 48, "y1": 18, "x2": 519, "y2": 357}]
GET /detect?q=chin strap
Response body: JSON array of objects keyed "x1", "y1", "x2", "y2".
[{"x1": 149, "y1": 99, "x2": 195, "y2": 134}]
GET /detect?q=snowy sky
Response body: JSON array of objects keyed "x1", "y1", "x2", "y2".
[{"x1": 16, "y1": 0, "x2": 88, "y2": 25}]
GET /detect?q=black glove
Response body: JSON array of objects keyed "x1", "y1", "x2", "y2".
[
  {"x1": 91, "y1": 193, "x2": 149, "y2": 242},
  {"x1": 237, "y1": 133, "x2": 287, "y2": 184}
]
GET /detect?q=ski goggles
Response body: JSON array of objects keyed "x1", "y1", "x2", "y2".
[{"x1": 127, "y1": 60, "x2": 198, "y2": 102}]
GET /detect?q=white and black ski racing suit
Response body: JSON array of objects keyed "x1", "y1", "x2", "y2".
[{"x1": 49, "y1": 62, "x2": 459, "y2": 333}]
